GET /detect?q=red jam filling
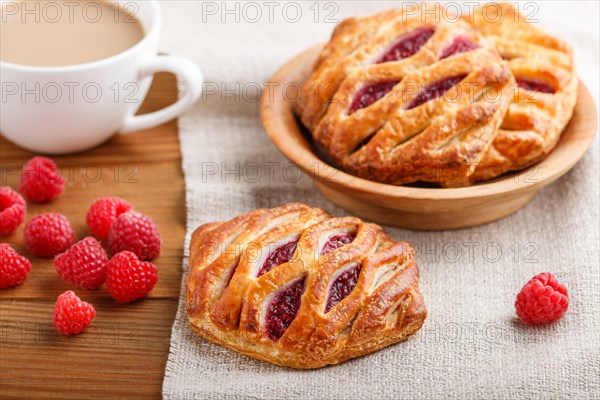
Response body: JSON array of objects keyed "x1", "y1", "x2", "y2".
[
  {"x1": 405, "y1": 74, "x2": 467, "y2": 110},
  {"x1": 377, "y1": 27, "x2": 435, "y2": 63},
  {"x1": 516, "y1": 78, "x2": 555, "y2": 94},
  {"x1": 439, "y1": 36, "x2": 478, "y2": 60},
  {"x1": 349, "y1": 81, "x2": 398, "y2": 114},
  {"x1": 324, "y1": 265, "x2": 361, "y2": 313},
  {"x1": 264, "y1": 277, "x2": 306, "y2": 341},
  {"x1": 321, "y1": 232, "x2": 356, "y2": 255},
  {"x1": 257, "y1": 240, "x2": 298, "y2": 277}
]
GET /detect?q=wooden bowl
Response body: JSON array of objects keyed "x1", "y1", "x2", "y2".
[{"x1": 260, "y1": 46, "x2": 598, "y2": 230}]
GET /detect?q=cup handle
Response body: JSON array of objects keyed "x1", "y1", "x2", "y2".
[{"x1": 120, "y1": 55, "x2": 203, "y2": 133}]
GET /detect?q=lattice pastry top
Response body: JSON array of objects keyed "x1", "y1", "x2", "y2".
[
  {"x1": 295, "y1": 3, "x2": 577, "y2": 187},
  {"x1": 467, "y1": 3, "x2": 578, "y2": 182},
  {"x1": 187, "y1": 203, "x2": 426, "y2": 368}
]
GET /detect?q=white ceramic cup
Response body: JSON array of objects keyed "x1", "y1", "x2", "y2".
[{"x1": 0, "y1": 0, "x2": 202, "y2": 154}]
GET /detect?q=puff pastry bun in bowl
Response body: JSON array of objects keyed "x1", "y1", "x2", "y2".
[
  {"x1": 260, "y1": 3, "x2": 596, "y2": 230},
  {"x1": 187, "y1": 203, "x2": 426, "y2": 369}
]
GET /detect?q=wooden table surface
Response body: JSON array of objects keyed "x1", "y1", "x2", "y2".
[{"x1": 0, "y1": 74, "x2": 183, "y2": 399}]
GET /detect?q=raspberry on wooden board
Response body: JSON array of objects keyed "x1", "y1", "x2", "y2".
[
  {"x1": 52, "y1": 291, "x2": 96, "y2": 335},
  {"x1": 0, "y1": 187, "x2": 26, "y2": 236},
  {"x1": 24, "y1": 213, "x2": 75, "y2": 258},
  {"x1": 106, "y1": 251, "x2": 158, "y2": 303},
  {"x1": 54, "y1": 237, "x2": 109, "y2": 290},
  {"x1": 19, "y1": 156, "x2": 65, "y2": 203},
  {"x1": 0, "y1": 243, "x2": 32, "y2": 289},
  {"x1": 107, "y1": 211, "x2": 161, "y2": 260},
  {"x1": 86, "y1": 197, "x2": 133, "y2": 240}
]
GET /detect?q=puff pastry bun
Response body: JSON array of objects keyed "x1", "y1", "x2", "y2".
[
  {"x1": 187, "y1": 203, "x2": 426, "y2": 368},
  {"x1": 295, "y1": 3, "x2": 578, "y2": 187}
]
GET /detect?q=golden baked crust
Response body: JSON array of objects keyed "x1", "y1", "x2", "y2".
[
  {"x1": 295, "y1": 3, "x2": 577, "y2": 187},
  {"x1": 187, "y1": 203, "x2": 426, "y2": 369},
  {"x1": 468, "y1": 3, "x2": 578, "y2": 182}
]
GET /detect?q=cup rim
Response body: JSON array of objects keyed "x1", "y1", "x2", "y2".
[{"x1": 0, "y1": 0, "x2": 161, "y2": 72}]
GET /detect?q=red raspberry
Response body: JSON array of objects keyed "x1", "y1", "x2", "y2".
[
  {"x1": 54, "y1": 237, "x2": 109, "y2": 290},
  {"x1": 0, "y1": 187, "x2": 26, "y2": 235},
  {"x1": 19, "y1": 156, "x2": 65, "y2": 203},
  {"x1": 515, "y1": 272, "x2": 569, "y2": 324},
  {"x1": 86, "y1": 197, "x2": 133, "y2": 240},
  {"x1": 107, "y1": 211, "x2": 161, "y2": 260},
  {"x1": 0, "y1": 243, "x2": 32, "y2": 289},
  {"x1": 25, "y1": 213, "x2": 75, "y2": 258},
  {"x1": 52, "y1": 290, "x2": 96, "y2": 335},
  {"x1": 106, "y1": 251, "x2": 158, "y2": 303}
]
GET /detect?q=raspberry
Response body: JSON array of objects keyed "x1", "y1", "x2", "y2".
[
  {"x1": 515, "y1": 272, "x2": 569, "y2": 324},
  {"x1": 25, "y1": 213, "x2": 75, "y2": 258},
  {"x1": 0, "y1": 187, "x2": 26, "y2": 235},
  {"x1": 107, "y1": 211, "x2": 161, "y2": 260},
  {"x1": 19, "y1": 156, "x2": 65, "y2": 203},
  {"x1": 0, "y1": 243, "x2": 32, "y2": 289},
  {"x1": 54, "y1": 237, "x2": 109, "y2": 290},
  {"x1": 52, "y1": 290, "x2": 95, "y2": 335},
  {"x1": 86, "y1": 197, "x2": 133, "y2": 240},
  {"x1": 106, "y1": 251, "x2": 158, "y2": 303}
]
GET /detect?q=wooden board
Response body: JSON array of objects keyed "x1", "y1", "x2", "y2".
[{"x1": 0, "y1": 73, "x2": 183, "y2": 399}]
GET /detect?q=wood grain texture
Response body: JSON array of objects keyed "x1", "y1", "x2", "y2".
[
  {"x1": 0, "y1": 73, "x2": 183, "y2": 399},
  {"x1": 260, "y1": 45, "x2": 598, "y2": 230}
]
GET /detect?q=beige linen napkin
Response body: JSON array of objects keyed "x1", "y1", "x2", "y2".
[{"x1": 160, "y1": 1, "x2": 599, "y2": 398}]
